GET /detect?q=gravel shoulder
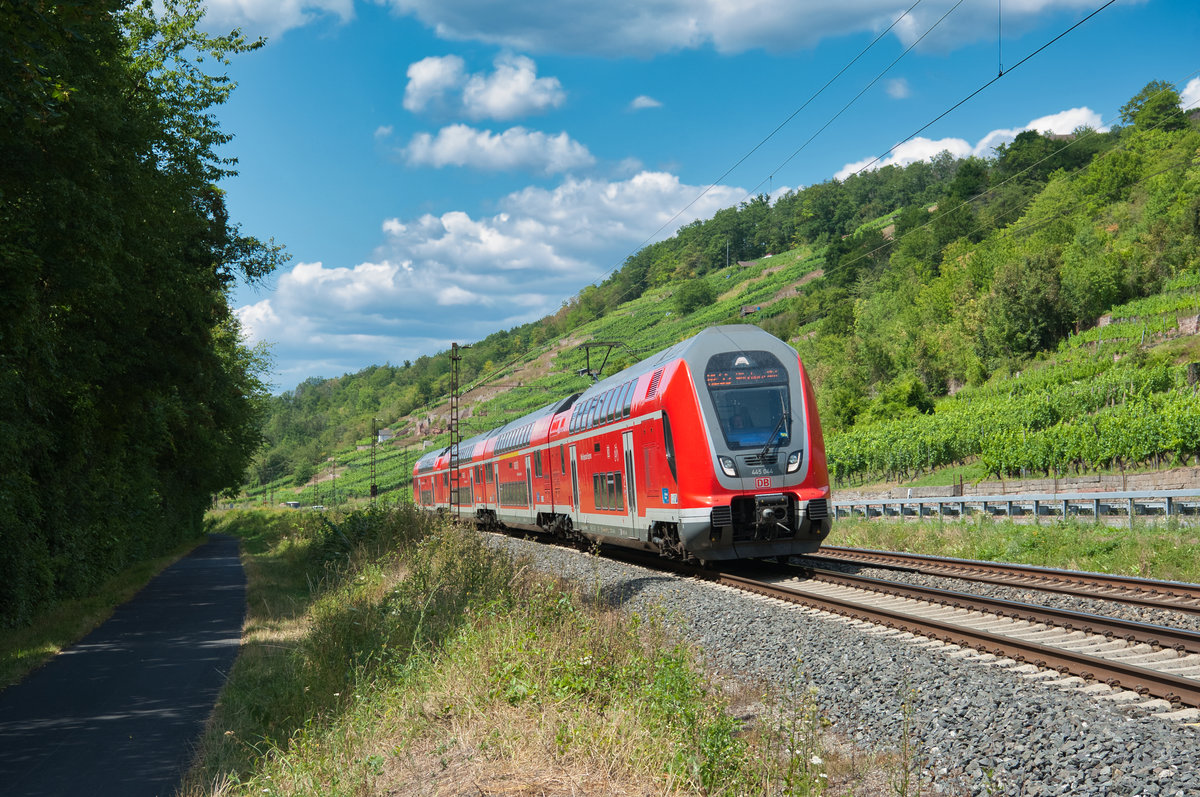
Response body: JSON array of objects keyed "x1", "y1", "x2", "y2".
[{"x1": 486, "y1": 533, "x2": 1200, "y2": 797}]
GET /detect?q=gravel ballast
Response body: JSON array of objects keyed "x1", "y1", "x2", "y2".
[{"x1": 484, "y1": 533, "x2": 1200, "y2": 796}]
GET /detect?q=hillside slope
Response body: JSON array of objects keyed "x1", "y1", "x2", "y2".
[{"x1": 240, "y1": 82, "x2": 1200, "y2": 507}]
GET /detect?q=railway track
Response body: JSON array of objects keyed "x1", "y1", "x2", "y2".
[
  {"x1": 601, "y1": 548, "x2": 1200, "y2": 710},
  {"x1": 810, "y1": 546, "x2": 1200, "y2": 615}
]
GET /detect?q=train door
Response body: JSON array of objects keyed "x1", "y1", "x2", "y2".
[
  {"x1": 491, "y1": 462, "x2": 500, "y2": 512},
  {"x1": 568, "y1": 445, "x2": 579, "y2": 519},
  {"x1": 622, "y1": 430, "x2": 639, "y2": 538},
  {"x1": 524, "y1": 455, "x2": 534, "y2": 523}
]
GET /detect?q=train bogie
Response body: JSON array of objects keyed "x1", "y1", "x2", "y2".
[{"x1": 414, "y1": 325, "x2": 832, "y2": 561}]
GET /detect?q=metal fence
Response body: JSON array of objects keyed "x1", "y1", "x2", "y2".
[{"x1": 833, "y1": 489, "x2": 1200, "y2": 528}]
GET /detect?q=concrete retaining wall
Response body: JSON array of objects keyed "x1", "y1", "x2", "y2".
[{"x1": 837, "y1": 467, "x2": 1200, "y2": 502}]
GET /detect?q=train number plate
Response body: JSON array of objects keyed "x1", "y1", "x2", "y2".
[{"x1": 754, "y1": 477, "x2": 773, "y2": 489}]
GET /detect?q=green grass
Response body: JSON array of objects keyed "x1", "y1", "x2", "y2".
[
  {"x1": 829, "y1": 516, "x2": 1200, "y2": 583},
  {"x1": 184, "y1": 505, "x2": 872, "y2": 796},
  {"x1": 0, "y1": 534, "x2": 206, "y2": 690}
]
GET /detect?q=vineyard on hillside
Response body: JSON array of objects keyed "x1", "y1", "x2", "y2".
[{"x1": 826, "y1": 279, "x2": 1200, "y2": 485}]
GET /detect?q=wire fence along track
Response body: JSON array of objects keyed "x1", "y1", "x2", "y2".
[
  {"x1": 812, "y1": 546, "x2": 1200, "y2": 615},
  {"x1": 833, "y1": 489, "x2": 1200, "y2": 528}
]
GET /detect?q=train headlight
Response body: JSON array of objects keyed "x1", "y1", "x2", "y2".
[
  {"x1": 786, "y1": 450, "x2": 802, "y2": 473},
  {"x1": 718, "y1": 456, "x2": 738, "y2": 477}
]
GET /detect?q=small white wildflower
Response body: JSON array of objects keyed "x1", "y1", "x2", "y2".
[
  {"x1": 819, "y1": 773, "x2": 828, "y2": 780},
  {"x1": 810, "y1": 754, "x2": 823, "y2": 766}
]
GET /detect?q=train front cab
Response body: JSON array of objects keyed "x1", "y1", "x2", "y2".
[{"x1": 664, "y1": 326, "x2": 832, "y2": 561}]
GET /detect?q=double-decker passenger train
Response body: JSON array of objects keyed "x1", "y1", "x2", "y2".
[{"x1": 413, "y1": 325, "x2": 832, "y2": 561}]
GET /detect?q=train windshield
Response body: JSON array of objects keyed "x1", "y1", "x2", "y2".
[{"x1": 704, "y1": 350, "x2": 791, "y2": 450}]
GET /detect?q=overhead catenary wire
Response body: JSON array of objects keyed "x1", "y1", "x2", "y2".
[
  {"x1": 844, "y1": 0, "x2": 1120, "y2": 181},
  {"x1": 822, "y1": 73, "x2": 1200, "y2": 283},
  {"x1": 587, "y1": 0, "x2": 928, "y2": 289},
  {"x1": 409, "y1": 0, "x2": 1128, "y2": 434},
  {"x1": 405, "y1": 6, "x2": 943, "y2": 416},
  {"x1": 740, "y1": 0, "x2": 967, "y2": 202}
]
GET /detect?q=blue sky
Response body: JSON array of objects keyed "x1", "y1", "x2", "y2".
[{"x1": 207, "y1": 0, "x2": 1200, "y2": 391}]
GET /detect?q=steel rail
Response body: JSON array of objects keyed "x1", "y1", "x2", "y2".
[
  {"x1": 715, "y1": 570, "x2": 1200, "y2": 708},
  {"x1": 499, "y1": 538, "x2": 1200, "y2": 706},
  {"x1": 794, "y1": 566, "x2": 1200, "y2": 655},
  {"x1": 814, "y1": 546, "x2": 1200, "y2": 614}
]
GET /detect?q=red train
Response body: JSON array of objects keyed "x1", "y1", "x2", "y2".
[{"x1": 412, "y1": 325, "x2": 832, "y2": 561}]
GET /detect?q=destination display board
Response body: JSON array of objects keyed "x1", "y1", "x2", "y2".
[
  {"x1": 704, "y1": 350, "x2": 788, "y2": 389},
  {"x1": 704, "y1": 366, "x2": 785, "y2": 388}
]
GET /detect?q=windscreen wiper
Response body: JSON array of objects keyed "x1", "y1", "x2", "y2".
[{"x1": 759, "y1": 407, "x2": 791, "y2": 460}]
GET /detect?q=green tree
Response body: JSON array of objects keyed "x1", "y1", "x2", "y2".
[
  {"x1": 1119, "y1": 80, "x2": 1185, "y2": 132},
  {"x1": 981, "y1": 252, "x2": 1066, "y2": 362},
  {"x1": 675, "y1": 280, "x2": 716, "y2": 314},
  {"x1": 0, "y1": 0, "x2": 284, "y2": 626}
]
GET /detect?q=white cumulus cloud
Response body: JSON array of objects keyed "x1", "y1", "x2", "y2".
[
  {"x1": 237, "y1": 170, "x2": 747, "y2": 384},
  {"x1": 835, "y1": 106, "x2": 1106, "y2": 180},
  {"x1": 403, "y1": 55, "x2": 467, "y2": 114},
  {"x1": 1181, "y1": 77, "x2": 1200, "y2": 111},
  {"x1": 461, "y1": 54, "x2": 566, "y2": 119},
  {"x1": 372, "y1": 0, "x2": 1109, "y2": 56},
  {"x1": 201, "y1": 0, "x2": 353, "y2": 37},
  {"x1": 403, "y1": 53, "x2": 564, "y2": 120},
  {"x1": 630, "y1": 95, "x2": 663, "y2": 110},
  {"x1": 404, "y1": 125, "x2": 595, "y2": 174}
]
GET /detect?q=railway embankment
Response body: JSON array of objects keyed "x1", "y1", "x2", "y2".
[{"x1": 490, "y1": 533, "x2": 1200, "y2": 796}]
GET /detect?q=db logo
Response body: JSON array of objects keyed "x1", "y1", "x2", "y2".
[{"x1": 754, "y1": 477, "x2": 772, "y2": 488}]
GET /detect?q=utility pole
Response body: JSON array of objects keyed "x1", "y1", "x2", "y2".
[
  {"x1": 449, "y1": 342, "x2": 470, "y2": 519},
  {"x1": 370, "y1": 418, "x2": 381, "y2": 504}
]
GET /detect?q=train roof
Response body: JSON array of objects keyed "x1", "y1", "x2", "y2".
[
  {"x1": 486, "y1": 392, "x2": 579, "y2": 439},
  {"x1": 414, "y1": 392, "x2": 580, "y2": 471},
  {"x1": 574, "y1": 324, "x2": 789, "y2": 402},
  {"x1": 413, "y1": 326, "x2": 790, "y2": 472}
]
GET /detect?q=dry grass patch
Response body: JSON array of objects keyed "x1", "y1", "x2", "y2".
[{"x1": 187, "y1": 507, "x2": 914, "y2": 796}]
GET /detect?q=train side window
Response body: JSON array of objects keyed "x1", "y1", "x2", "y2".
[
  {"x1": 534, "y1": 452, "x2": 543, "y2": 478},
  {"x1": 606, "y1": 389, "x2": 618, "y2": 423},
  {"x1": 593, "y1": 473, "x2": 603, "y2": 509},
  {"x1": 614, "y1": 474, "x2": 624, "y2": 511},
  {"x1": 621, "y1": 380, "x2": 635, "y2": 417},
  {"x1": 662, "y1": 411, "x2": 678, "y2": 482},
  {"x1": 559, "y1": 444, "x2": 565, "y2": 474}
]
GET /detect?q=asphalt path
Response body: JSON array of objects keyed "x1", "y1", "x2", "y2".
[{"x1": 0, "y1": 534, "x2": 246, "y2": 797}]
